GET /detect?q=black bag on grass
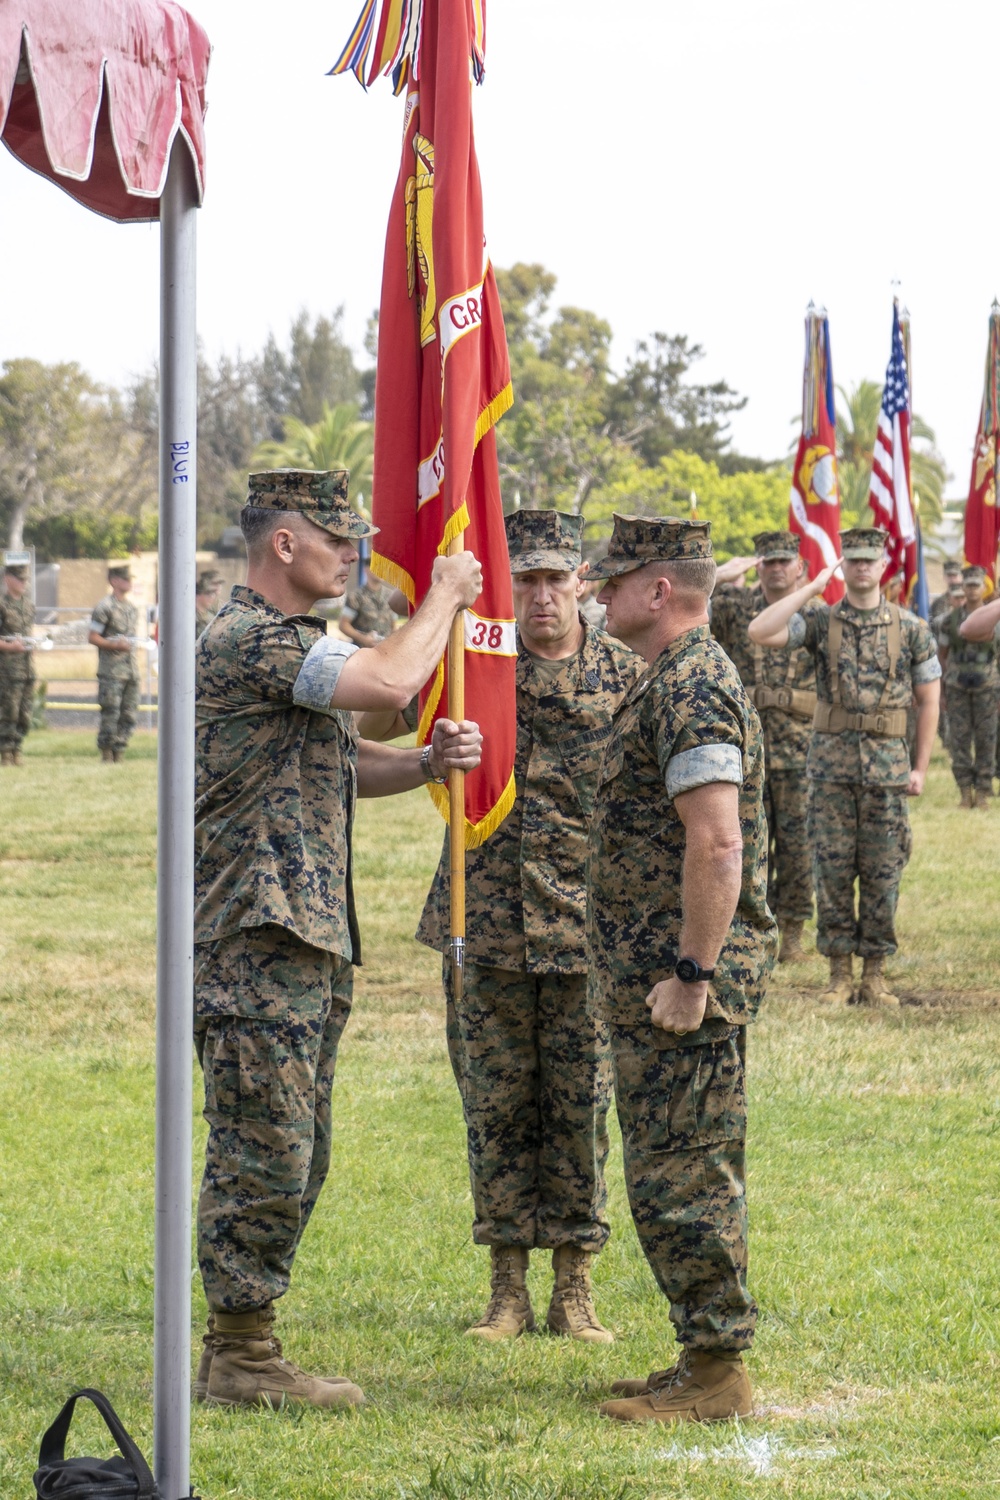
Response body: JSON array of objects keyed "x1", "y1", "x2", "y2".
[{"x1": 33, "y1": 1388, "x2": 159, "y2": 1499}]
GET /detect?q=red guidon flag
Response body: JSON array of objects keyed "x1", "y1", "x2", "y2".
[
  {"x1": 965, "y1": 301, "x2": 1000, "y2": 584},
  {"x1": 789, "y1": 304, "x2": 845, "y2": 604},
  {"x1": 331, "y1": 0, "x2": 515, "y2": 845}
]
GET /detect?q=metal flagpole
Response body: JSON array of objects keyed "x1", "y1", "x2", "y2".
[
  {"x1": 153, "y1": 136, "x2": 198, "y2": 1500},
  {"x1": 447, "y1": 533, "x2": 466, "y2": 1002}
]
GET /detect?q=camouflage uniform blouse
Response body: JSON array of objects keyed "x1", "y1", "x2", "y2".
[
  {"x1": 787, "y1": 600, "x2": 941, "y2": 788},
  {"x1": 710, "y1": 586, "x2": 817, "y2": 771},
  {"x1": 90, "y1": 594, "x2": 140, "y2": 682},
  {"x1": 195, "y1": 585, "x2": 362, "y2": 962},
  {"x1": 588, "y1": 624, "x2": 776, "y2": 1038},
  {"x1": 418, "y1": 620, "x2": 641, "y2": 973},
  {"x1": 936, "y1": 606, "x2": 1000, "y2": 691},
  {"x1": 0, "y1": 593, "x2": 36, "y2": 682},
  {"x1": 340, "y1": 583, "x2": 396, "y2": 642}
]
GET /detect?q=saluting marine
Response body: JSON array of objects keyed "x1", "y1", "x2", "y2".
[
  {"x1": 936, "y1": 564, "x2": 999, "y2": 807},
  {"x1": 749, "y1": 527, "x2": 941, "y2": 1007}
]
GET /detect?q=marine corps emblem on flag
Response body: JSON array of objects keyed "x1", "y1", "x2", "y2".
[{"x1": 332, "y1": 0, "x2": 516, "y2": 847}]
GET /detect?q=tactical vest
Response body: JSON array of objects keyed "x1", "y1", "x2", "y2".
[
  {"x1": 945, "y1": 609, "x2": 996, "y2": 669},
  {"x1": 745, "y1": 640, "x2": 817, "y2": 720},
  {"x1": 812, "y1": 602, "x2": 908, "y2": 738}
]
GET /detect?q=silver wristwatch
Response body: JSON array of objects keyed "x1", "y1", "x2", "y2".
[{"x1": 420, "y1": 744, "x2": 447, "y2": 784}]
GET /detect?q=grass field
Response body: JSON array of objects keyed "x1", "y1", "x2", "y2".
[{"x1": 1, "y1": 731, "x2": 999, "y2": 1499}]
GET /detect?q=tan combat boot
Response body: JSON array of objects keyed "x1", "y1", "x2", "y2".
[
  {"x1": 601, "y1": 1348, "x2": 752, "y2": 1424},
  {"x1": 465, "y1": 1247, "x2": 535, "y2": 1341},
  {"x1": 100, "y1": 748, "x2": 114, "y2": 763},
  {"x1": 818, "y1": 954, "x2": 854, "y2": 1005},
  {"x1": 858, "y1": 956, "x2": 901, "y2": 1008},
  {"x1": 204, "y1": 1306, "x2": 365, "y2": 1410},
  {"x1": 0, "y1": 751, "x2": 12, "y2": 766},
  {"x1": 112, "y1": 749, "x2": 124, "y2": 763},
  {"x1": 959, "y1": 786, "x2": 974, "y2": 808},
  {"x1": 193, "y1": 1315, "x2": 216, "y2": 1403},
  {"x1": 777, "y1": 919, "x2": 807, "y2": 963},
  {"x1": 12, "y1": 749, "x2": 23, "y2": 766},
  {"x1": 546, "y1": 1246, "x2": 614, "y2": 1345}
]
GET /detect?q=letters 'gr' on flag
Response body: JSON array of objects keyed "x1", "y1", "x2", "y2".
[
  {"x1": 789, "y1": 304, "x2": 845, "y2": 603},
  {"x1": 964, "y1": 300, "x2": 1000, "y2": 584},
  {"x1": 868, "y1": 300, "x2": 917, "y2": 602},
  {"x1": 330, "y1": 0, "x2": 515, "y2": 848}
]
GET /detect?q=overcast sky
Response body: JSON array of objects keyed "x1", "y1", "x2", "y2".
[{"x1": 2, "y1": 0, "x2": 997, "y2": 496}]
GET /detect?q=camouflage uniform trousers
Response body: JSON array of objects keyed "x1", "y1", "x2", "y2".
[
  {"x1": 443, "y1": 959, "x2": 612, "y2": 1252},
  {"x1": 762, "y1": 769, "x2": 813, "y2": 924},
  {"x1": 807, "y1": 782, "x2": 913, "y2": 959},
  {"x1": 0, "y1": 672, "x2": 34, "y2": 752},
  {"x1": 97, "y1": 674, "x2": 140, "y2": 752},
  {"x1": 611, "y1": 1024, "x2": 756, "y2": 1351},
  {"x1": 946, "y1": 683, "x2": 998, "y2": 795},
  {"x1": 194, "y1": 923, "x2": 353, "y2": 1312}
]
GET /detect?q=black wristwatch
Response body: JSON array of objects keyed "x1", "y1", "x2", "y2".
[{"x1": 674, "y1": 957, "x2": 715, "y2": 984}]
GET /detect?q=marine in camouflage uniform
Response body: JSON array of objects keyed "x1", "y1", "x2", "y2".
[
  {"x1": 929, "y1": 564, "x2": 964, "y2": 750},
  {"x1": 193, "y1": 468, "x2": 482, "y2": 1411},
  {"x1": 89, "y1": 565, "x2": 141, "y2": 761},
  {"x1": 419, "y1": 511, "x2": 640, "y2": 1344},
  {"x1": 585, "y1": 515, "x2": 776, "y2": 1426},
  {"x1": 0, "y1": 564, "x2": 35, "y2": 765},
  {"x1": 339, "y1": 579, "x2": 397, "y2": 646},
  {"x1": 195, "y1": 570, "x2": 223, "y2": 638},
  {"x1": 749, "y1": 527, "x2": 941, "y2": 1007},
  {"x1": 937, "y1": 565, "x2": 999, "y2": 806},
  {"x1": 710, "y1": 530, "x2": 817, "y2": 961}
]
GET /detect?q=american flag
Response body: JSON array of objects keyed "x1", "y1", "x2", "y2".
[{"x1": 868, "y1": 302, "x2": 917, "y2": 596}]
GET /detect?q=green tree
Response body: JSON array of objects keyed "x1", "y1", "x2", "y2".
[
  {"x1": 0, "y1": 359, "x2": 149, "y2": 552},
  {"x1": 835, "y1": 380, "x2": 948, "y2": 528},
  {"x1": 250, "y1": 404, "x2": 374, "y2": 503},
  {"x1": 586, "y1": 450, "x2": 791, "y2": 559},
  {"x1": 256, "y1": 309, "x2": 362, "y2": 434}
]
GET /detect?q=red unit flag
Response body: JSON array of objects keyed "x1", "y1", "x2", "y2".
[
  {"x1": 868, "y1": 301, "x2": 917, "y2": 599},
  {"x1": 789, "y1": 305, "x2": 844, "y2": 603},
  {"x1": 332, "y1": 0, "x2": 515, "y2": 846},
  {"x1": 964, "y1": 301, "x2": 1000, "y2": 583}
]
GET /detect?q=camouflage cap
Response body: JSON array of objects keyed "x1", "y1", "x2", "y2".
[
  {"x1": 3, "y1": 563, "x2": 28, "y2": 579},
  {"x1": 839, "y1": 526, "x2": 888, "y2": 561},
  {"x1": 588, "y1": 514, "x2": 713, "y2": 578},
  {"x1": 962, "y1": 564, "x2": 987, "y2": 583},
  {"x1": 246, "y1": 469, "x2": 378, "y2": 540},
  {"x1": 943, "y1": 559, "x2": 963, "y2": 576},
  {"x1": 196, "y1": 571, "x2": 222, "y2": 593},
  {"x1": 107, "y1": 562, "x2": 132, "y2": 580},
  {"x1": 753, "y1": 529, "x2": 800, "y2": 560},
  {"x1": 948, "y1": 581, "x2": 965, "y2": 596},
  {"x1": 504, "y1": 509, "x2": 583, "y2": 573}
]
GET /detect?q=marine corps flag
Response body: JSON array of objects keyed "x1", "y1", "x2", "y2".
[
  {"x1": 331, "y1": 0, "x2": 516, "y2": 847},
  {"x1": 789, "y1": 304, "x2": 845, "y2": 603},
  {"x1": 964, "y1": 301, "x2": 1000, "y2": 584}
]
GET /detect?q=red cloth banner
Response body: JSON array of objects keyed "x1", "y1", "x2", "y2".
[
  {"x1": 351, "y1": 0, "x2": 515, "y2": 846},
  {"x1": 964, "y1": 304, "x2": 1000, "y2": 583},
  {"x1": 789, "y1": 305, "x2": 844, "y2": 604}
]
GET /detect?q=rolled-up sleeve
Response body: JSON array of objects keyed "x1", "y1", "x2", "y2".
[
  {"x1": 293, "y1": 637, "x2": 359, "y2": 712},
  {"x1": 664, "y1": 743, "x2": 744, "y2": 799},
  {"x1": 786, "y1": 612, "x2": 807, "y2": 648},
  {"x1": 911, "y1": 655, "x2": 942, "y2": 684}
]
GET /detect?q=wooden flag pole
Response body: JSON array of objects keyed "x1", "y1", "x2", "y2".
[{"x1": 447, "y1": 530, "x2": 466, "y2": 1001}]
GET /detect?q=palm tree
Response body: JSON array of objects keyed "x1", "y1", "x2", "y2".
[
  {"x1": 251, "y1": 403, "x2": 374, "y2": 500},
  {"x1": 835, "y1": 381, "x2": 947, "y2": 528}
]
